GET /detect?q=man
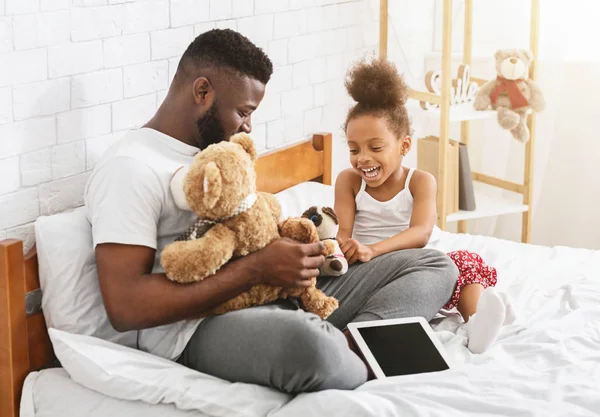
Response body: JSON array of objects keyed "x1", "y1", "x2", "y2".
[{"x1": 85, "y1": 29, "x2": 458, "y2": 393}]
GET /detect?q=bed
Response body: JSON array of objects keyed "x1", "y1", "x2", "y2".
[{"x1": 2, "y1": 132, "x2": 600, "y2": 417}]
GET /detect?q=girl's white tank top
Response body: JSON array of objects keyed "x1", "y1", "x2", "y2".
[{"x1": 352, "y1": 168, "x2": 415, "y2": 246}]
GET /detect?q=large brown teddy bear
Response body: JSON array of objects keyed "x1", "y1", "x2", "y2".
[
  {"x1": 161, "y1": 133, "x2": 339, "y2": 319},
  {"x1": 473, "y1": 48, "x2": 545, "y2": 143}
]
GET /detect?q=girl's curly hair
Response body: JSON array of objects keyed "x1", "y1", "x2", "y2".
[{"x1": 344, "y1": 58, "x2": 411, "y2": 138}]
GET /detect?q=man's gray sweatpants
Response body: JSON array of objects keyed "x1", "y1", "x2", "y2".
[{"x1": 178, "y1": 249, "x2": 458, "y2": 393}]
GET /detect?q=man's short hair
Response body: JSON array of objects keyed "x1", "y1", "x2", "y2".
[{"x1": 176, "y1": 29, "x2": 273, "y2": 85}]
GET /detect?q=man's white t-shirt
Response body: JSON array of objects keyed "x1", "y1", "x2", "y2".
[{"x1": 84, "y1": 127, "x2": 202, "y2": 360}]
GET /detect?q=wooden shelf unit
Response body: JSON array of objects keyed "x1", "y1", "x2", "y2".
[{"x1": 379, "y1": 0, "x2": 540, "y2": 243}]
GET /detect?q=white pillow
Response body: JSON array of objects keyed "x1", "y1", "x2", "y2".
[
  {"x1": 274, "y1": 181, "x2": 334, "y2": 219},
  {"x1": 35, "y1": 207, "x2": 138, "y2": 349},
  {"x1": 48, "y1": 328, "x2": 290, "y2": 417}
]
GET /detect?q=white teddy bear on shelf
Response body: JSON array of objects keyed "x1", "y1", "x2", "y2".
[{"x1": 473, "y1": 48, "x2": 545, "y2": 143}]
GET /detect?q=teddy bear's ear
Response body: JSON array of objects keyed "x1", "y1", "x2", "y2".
[
  {"x1": 203, "y1": 161, "x2": 222, "y2": 209},
  {"x1": 230, "y1": 133, "x2": 257, "y2": 161},
  {"x1": 322, "y1": 207, "x2": 338, "y2": 225}
]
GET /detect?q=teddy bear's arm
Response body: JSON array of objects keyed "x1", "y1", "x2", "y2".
[
  {"x1": 161, "y1": 224, "x2": 237, "y2": 284},
  {"x1": 526, "y1": 80, "x2": 546, "y2": 112},
  {"x1": 473, "y1": 80, "x2": 498, "y2": 110}
]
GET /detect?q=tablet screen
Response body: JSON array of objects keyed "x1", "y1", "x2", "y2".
[{"x1": 356, "y1": 323, "x2": 450, "y2": 377}]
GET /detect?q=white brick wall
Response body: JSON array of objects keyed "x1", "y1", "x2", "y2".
[
  {"x1": 282, "y1": 86, "x2": 313, "y2": 115},
  {"x1": 151, "y1": 27, "x2": 194, "y2": 60},
  {"x1": 123, "y1": 61, "x2": 169, "y2": 98},
  {"x1": 51, "y1": 142, "x2": 86, "y2": 180},
  {"x1": 71, "y1": 69, "x2": 123, "y2": 108},
  {"x1": 57, "y1": 105, "x2": 112, "y2": 144},
  {"x1": 70, "y1": 5, "x2": 123, "y2": 42},
  {"x1": 210, "y1": 0, "x2": 232, "y2": 20},
  {"x1": 0, "y1": 188, "x2": 39, "y2": 230},
  {"x1": 39, "y1": 172, "x2": 90, "y2": 216},
  {"x1": 237, "y1": 14, "x2": 274, "y2": 44},
  {"x1": 21, "y1": 149, "x2": 52, "y2": 187},
  {"x1": 13, "y1": 78, "x2": 70, "y2": 120},
  {"x1": 40, "y1": 0, "x2": 70, "y2": 12},
  {"x1": 254, "y1": 0, "x2": 289, "y2": 15},
  {"x1": 112, "y1": 93, "x2": 157, "y2": 131},
  {"x1": 121, "y1": 1, "x2": 169, "y2": 34},
  {"x1": 0, "y1": 0, "x2": 426, "y2": 247},
  {"x1": 266, "y1": 118, "x2": 285, "y2": 148},
  {"x1": 0, "y1": 49, "x2": 48, "y2": 87},
  {"x1": 6, "y1": 0, "x2": 39, "y2": 15},
  {"x1": 0, "y1": 157, "x2": 20, "y2": 195},
  {"x1": 0, "y1": 117, "x2": 56, "y2": 158},
  {"x1": 170, "y1": 0, "x2": 209, "y2": 28},
  {"x1": 0, "y1": 87, "x2": 12, "y2": 123},
  {"x1": 104, "y1": 34, "x2": 151, "y2": 68},
  {"x1": 48, "y1": 41, "x2": 104, "y2": 78},
  {"x1": 0, "y1": 18, "x2": 12, "y2": 53},
  {"x1": 13, "y1": 11, "x2": 70, "y2": 49}
]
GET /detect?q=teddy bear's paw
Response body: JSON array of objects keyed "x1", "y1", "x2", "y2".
[
  {"x1": 497, "y1": 107, "x2": 521, "y2": 130},
  {"x1": 301, "y1": 288, "x2": 339, "y2": 320},
  {"x1": 321, "y1": 239, "x2": 336, "y2": 257},
  {"x1": 510, "y1": 123, "x2": 530, "y2": 143},
  {"x1": 473, "y1": 94, "x2": 491, "y2": 110},
  {"x1": 315, "y1": 297, "x2": 339, "y2": 320}
]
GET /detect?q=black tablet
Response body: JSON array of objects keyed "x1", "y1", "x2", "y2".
[{"x1": 347, "y1": 317, "x2": 452, "y2": 379}]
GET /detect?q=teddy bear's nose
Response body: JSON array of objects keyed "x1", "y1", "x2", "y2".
[{"x1": 510, "y1": 57, "x2": 518, "y2": 64}]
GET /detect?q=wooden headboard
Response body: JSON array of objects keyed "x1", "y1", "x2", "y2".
[{"x1": 0, "y1": 132, "x2": 333, "y2": 417}]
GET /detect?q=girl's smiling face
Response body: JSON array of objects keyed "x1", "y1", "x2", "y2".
[{"x1": 346, "y1": 114, "x2": 411, "y2": 187}]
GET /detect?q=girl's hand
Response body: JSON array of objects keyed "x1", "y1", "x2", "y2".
[{"x1": 341, "y1": 238, "x2": 374, "y2": 265}]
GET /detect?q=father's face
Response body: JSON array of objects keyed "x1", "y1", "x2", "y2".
[{"x1": 196, "y1": 75, "x2": 266, "y2": 150}]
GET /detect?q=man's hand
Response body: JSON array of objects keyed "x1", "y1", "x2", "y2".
[
  {"x1": 251, "y1": 238, "x2": 325, "y2": 289},
  {"x1": 340, "y1": 238, "x2": 374, "y2": 265}
]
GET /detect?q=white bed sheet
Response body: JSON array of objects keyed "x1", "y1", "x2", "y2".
[{"x1": 22, "y1": 230, "x2": 600, "y2": 417}]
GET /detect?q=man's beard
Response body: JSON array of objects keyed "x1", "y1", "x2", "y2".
[{"x1": 195, "y1": 101, "x2": 227, "y2": 150}]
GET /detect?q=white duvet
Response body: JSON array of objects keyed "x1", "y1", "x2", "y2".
[{"x1": 23, "y1": 229, "x2": 600, "y2": 417}]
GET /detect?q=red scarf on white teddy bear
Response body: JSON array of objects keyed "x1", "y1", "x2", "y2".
[{"x1": 490, "y1": 76, "x2": 530, "y2": 110}]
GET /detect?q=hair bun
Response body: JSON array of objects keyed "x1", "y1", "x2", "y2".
[{"x1": 344, "y1": 58, "x2": 408, "y2": 108}]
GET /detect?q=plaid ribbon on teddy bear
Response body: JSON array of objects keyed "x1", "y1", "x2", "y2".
[{"x1": 175, "y1": 193, "x2": 258, "y2": 242}]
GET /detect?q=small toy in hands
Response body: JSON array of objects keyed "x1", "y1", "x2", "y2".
[
  {"x1": 473, "y1": 48, "x2": 545, "y2": 143},
  {"x1": 162, "y1": 133, "x2": 339, "y2": 319},
  {"x1": 302, "y1": 206, "x2": 348, "y2": 277}
]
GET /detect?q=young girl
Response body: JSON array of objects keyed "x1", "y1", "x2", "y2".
[{"x1": 335, "y1": 58, "x2": 515, "y2": 354}]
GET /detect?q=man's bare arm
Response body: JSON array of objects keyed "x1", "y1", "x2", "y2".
[{"x1": 96, "y1": 238, "x2": 324, "y2": 332}]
